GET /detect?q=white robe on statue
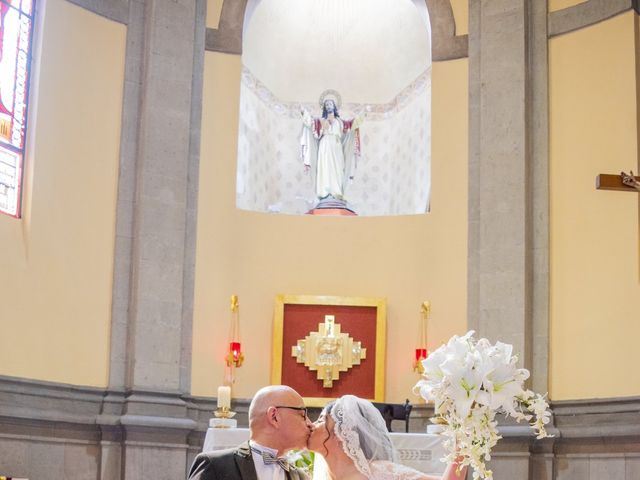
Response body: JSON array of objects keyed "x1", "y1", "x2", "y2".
[
  {"x1": 300, "y1": 111, "x2": 362, "y2": 201},
  {"x1": 316, "y1": 117, "x2": 346, "y2": 199}
]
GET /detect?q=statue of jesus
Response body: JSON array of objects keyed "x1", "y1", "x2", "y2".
[{"x1": 300, "y1": 90, "x2": 364, "y2": 203}]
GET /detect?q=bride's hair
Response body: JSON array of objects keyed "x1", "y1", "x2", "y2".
[
  {"x1": 321, "y1": 395, "x2": 397, "y2": 477},
  {"x1": 316, "y1": 400, "x2": 335, "y2": 457}
]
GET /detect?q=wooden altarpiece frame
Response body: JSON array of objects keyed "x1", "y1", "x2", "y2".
[{"x1": 271, "y1": 294, "x2": 386, "y2": 407}]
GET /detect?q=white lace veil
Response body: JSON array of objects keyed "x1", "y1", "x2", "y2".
[{"x1": 326, "y1": 395, "x2": 398, "y2": 477}]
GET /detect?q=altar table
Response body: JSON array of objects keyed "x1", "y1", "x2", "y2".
[{"x1": 203, "y1": 427, "x2": 447, "y2": 476}]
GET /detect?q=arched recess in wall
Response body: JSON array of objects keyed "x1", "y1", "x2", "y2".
[{"x1": 236, "y1": 0, "x2": 433, "y2": 216}]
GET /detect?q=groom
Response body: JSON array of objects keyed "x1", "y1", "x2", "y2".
[{"x1": 188, "y1": 385, "x2": 313, "y2": 480}]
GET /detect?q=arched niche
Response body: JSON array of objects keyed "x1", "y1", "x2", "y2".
[
  {"x1": 206, "y1": 0, "x2": 468, "y2": 61},
  {"x1": 236, "y1": 0, "x2": 434, "y2": 216}
]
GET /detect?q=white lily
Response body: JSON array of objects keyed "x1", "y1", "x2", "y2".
[
  {"x1": 414, "y1": 331, "x2": 552, "y2": 480},
  {"x1": 422, "y1": 347, "x2": 449, "y2": 381},
  {"x1": 440, "y1": 355, "x2": 483, "y2": 418}
]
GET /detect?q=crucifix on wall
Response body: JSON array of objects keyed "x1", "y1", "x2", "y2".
[
  {"x1": 596, "y1": 171, "x2": 640, "y2": 213},
  {"x1": 596, "y1": 171, "x2": 640, "y2": 193},
  {"x1": 596, "y1": 170, "x2": 640, "y2": 275}
]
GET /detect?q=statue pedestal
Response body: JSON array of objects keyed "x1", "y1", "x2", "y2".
[{"x1": 307, "y1": 197, "x2": 357, "y2": 216}]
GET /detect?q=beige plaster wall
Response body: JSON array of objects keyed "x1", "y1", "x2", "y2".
[
  {"x1": 549, "y1": 11, "x2": 640, "y2": 400},
  {"x1": 0, "y1": 0, "x2": 125, "y2": 387},
  {"x1": 206, "y1": 0, "x2": 224, "y2": 29},
  {"x1": 449, "y1": 0, "x2": 468, "y2": 36},
  {"x1": 1, "y1": 0, "x2": 633, "y2": 406},
  {"x1": 191, "y1": 53, "x2": 468, "y2": 402}
]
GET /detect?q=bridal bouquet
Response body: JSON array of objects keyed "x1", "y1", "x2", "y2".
[
  {"x1": 414, "y1": 331, "x2": 551, "y2": 480},
  {"x1": 287, "y1": 449, "x2": 315, "y2": 477}
]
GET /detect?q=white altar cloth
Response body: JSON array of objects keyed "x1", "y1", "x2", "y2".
[{"x1": 203, "y1": 427, "x2": 447, "y2": 476}]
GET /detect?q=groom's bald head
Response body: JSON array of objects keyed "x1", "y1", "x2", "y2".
[
  {"x1": 248, "y1": 385, "x2": 311, "y2": 455},
  {"x1": 249, "y1": 385, "x2": 298, "y2": 425}
]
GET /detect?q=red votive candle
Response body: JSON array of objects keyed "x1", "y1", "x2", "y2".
[
  {"x1": 230, "y1": 342, "x2": 242, "y2": 362},
  {"x1": 415, "y1": 348, "x2": 428, "y2": 361}
]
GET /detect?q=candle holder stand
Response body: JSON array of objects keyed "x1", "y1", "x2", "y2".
[{"x1": 210, "y1": 406, "x2": 237, "y2": 429}]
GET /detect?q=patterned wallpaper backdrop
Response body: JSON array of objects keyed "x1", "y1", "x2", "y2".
[{"x1": 236, "y1": 67, "x2": 431, "y2": 216}]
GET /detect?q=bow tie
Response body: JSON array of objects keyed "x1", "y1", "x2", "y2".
[{"x1": 251, "y1": 447, "x2": 290, "y2": 472}]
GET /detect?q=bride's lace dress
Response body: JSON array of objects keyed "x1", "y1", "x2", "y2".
[
  {"x1": 312, "y1": 456, "x2": 436, "y2": 480},
  {"x1": 369, "y1": 460, "x2": 436, "y2": 479},
  {"x1": 325, "y1": 396, "x2": 439, "y2": 480}
]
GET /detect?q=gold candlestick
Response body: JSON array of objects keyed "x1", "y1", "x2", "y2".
[
  {"x1": 211, "y1": 406, "x2": 237, "y2": 428},
  {"x1": 214, "y1": 406, "x2": 236, "y2": 419}
]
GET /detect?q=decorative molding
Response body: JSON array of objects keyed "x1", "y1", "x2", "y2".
[
  {"x1": 549, "y1": 0, "x2": 634, "y2": 38},
  {"x1": 205, "y1": 0, "x2": 468, "y2": 61},
  {"x1": 2, "y1": 376, "x2": 640, "y2": 441},
  {"x1": 64, "y1": 0, "x2": 129, "y2": 25},
  {"x1": 0, "y1": 376, "x2": 219, "y2": 450},
  {"x1": 551, "y1": 396, "x2": 640, "y2": 439},
  {"x1": 0, "y1": 376, "x2": 104, "y2": 425},
  {"x1": 1, "y1": 376, "x2": 639, "y2": 478},
  {"x1": 241, "y1": 66, "x2": 431, "y2": 120}
]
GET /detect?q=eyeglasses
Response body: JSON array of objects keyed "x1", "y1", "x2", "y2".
[{"x1": 274, "y1": 405, "x2": 308, "y2": 419}]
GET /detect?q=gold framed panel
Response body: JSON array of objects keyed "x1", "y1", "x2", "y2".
[{"x1": 271, "y1": 294, "x2": 386, "y2": 407}]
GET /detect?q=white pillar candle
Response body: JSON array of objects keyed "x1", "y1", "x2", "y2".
[{"x1": 217, "y1": 386, "x2": 231, "y2": 409}]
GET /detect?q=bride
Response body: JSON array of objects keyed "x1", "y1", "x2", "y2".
[{"x1": 308, "y1": 395, "x2": 467, "y2": 480}]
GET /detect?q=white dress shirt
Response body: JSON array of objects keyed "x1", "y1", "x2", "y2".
[{"x1": 249, "y1": 440, "x2": 286, "y2": 480}]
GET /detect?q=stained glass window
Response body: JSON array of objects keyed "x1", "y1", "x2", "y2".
[{"x1": 0, "y1": 0, "x2": 34, "y2": 217}]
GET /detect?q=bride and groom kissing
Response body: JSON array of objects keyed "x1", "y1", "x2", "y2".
[{"x1": 188, "y1": 385, "x2": 466, "y2": 480}]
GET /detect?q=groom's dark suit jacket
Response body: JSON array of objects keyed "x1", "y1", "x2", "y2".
[{"x1": 188, "y1": 442, "x2": 308, "y2": 480}]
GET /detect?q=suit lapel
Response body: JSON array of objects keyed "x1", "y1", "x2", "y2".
[{"x1": 235, "y1": 442, "x2": 258, "y2": 480}]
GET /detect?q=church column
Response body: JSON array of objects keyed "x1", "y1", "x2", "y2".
[
  {"x1": 466, "y1": 0, "x2": 550, "y2": 396},
  {"x1": 102, "y1": 0, "x2": 206, "y2": 478},
  {"x1": 529, "y1": 0, "x2": 550, "y2": 400},
  {"x1": 467, "y1": 1, "x2": 549, "y2": 476},
  {"x1": 468, "y1": 0, "x2": 531, "y2": 364},
  {"x1": 468, "y1": 0, "x2": 549, "y2": 379}
]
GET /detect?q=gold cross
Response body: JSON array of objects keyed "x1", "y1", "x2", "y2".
[{"x1": 291, "y1": 315, "x2": 366, "y2": 388}]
